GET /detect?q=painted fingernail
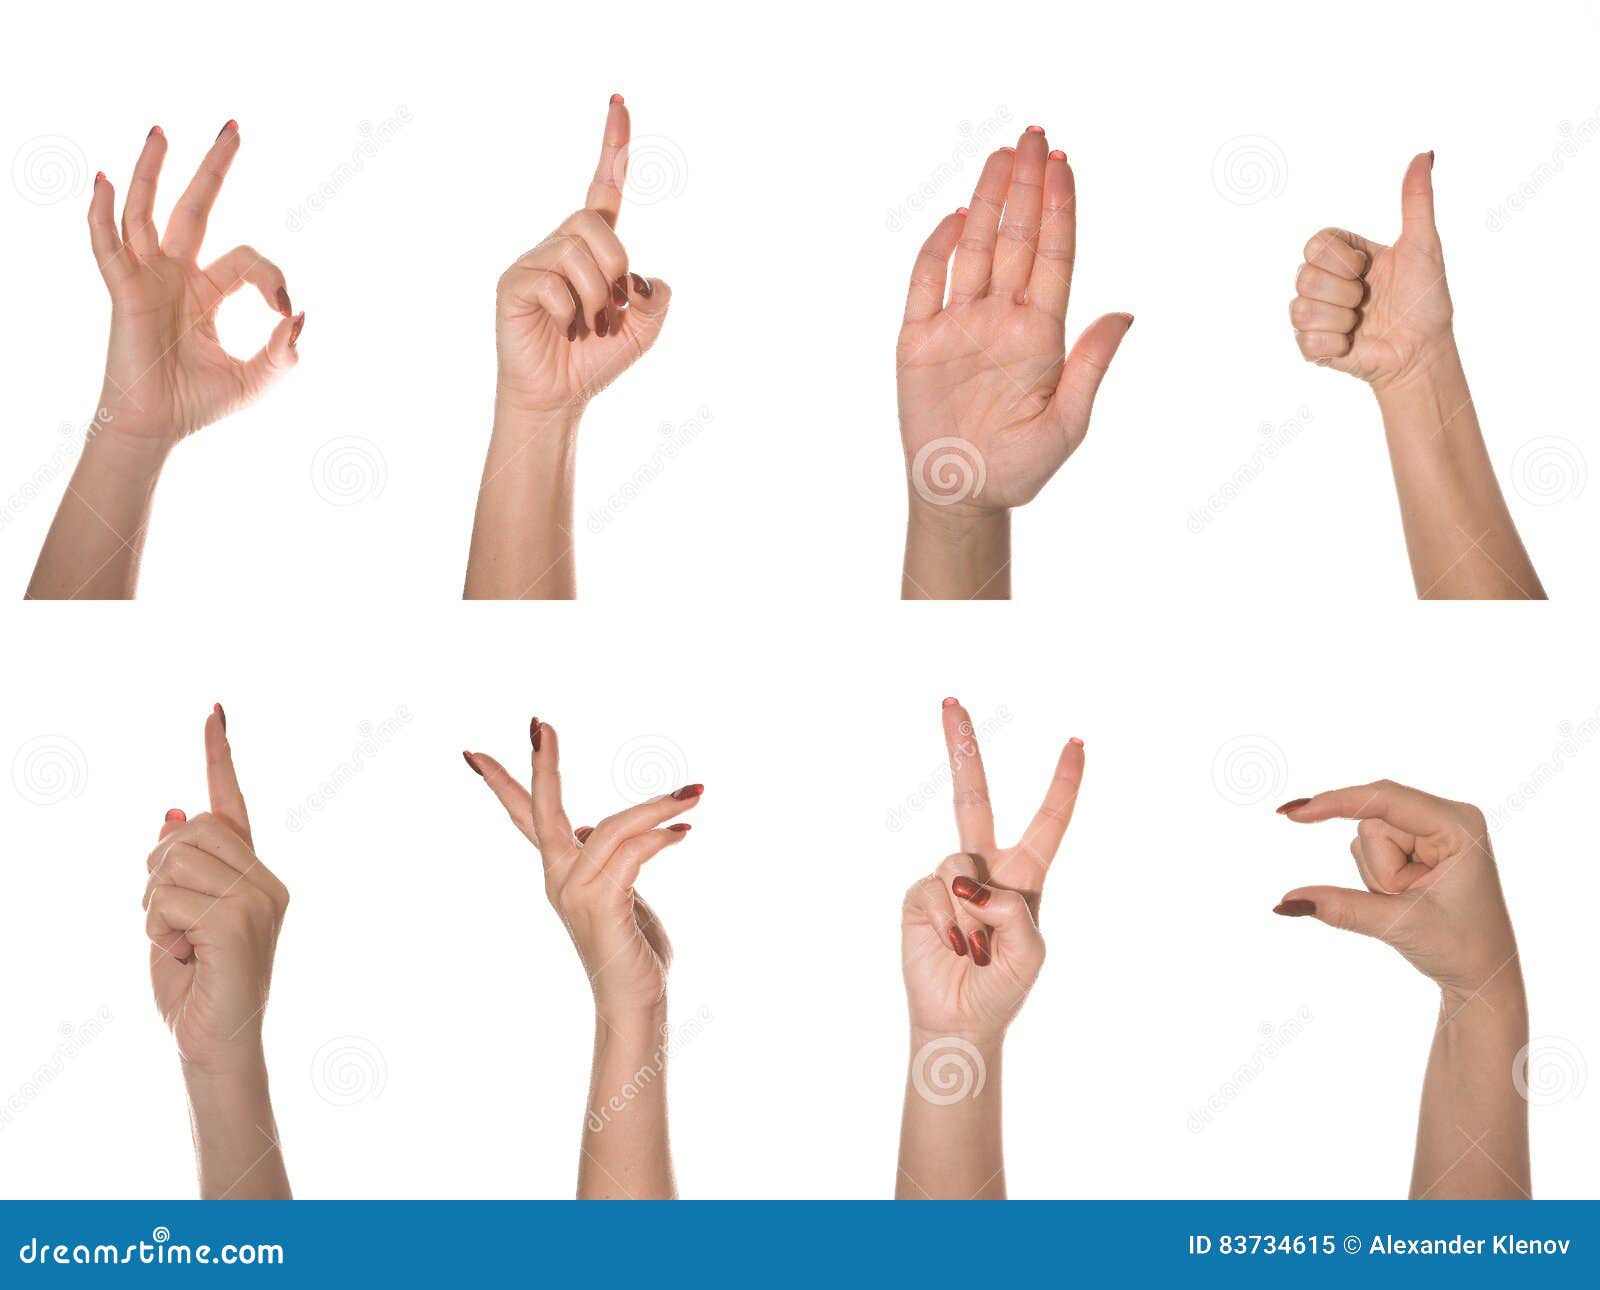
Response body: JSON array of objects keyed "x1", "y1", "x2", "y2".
[
  {"x1": 213, "y1": 702, "x2": 226, "y2": 733},
  {"x1": 667, "y1": 823, "x2": 692, "y2": 833},
  {"x1": 164, "y1": 808, "x2": 186, "y2": 824},
  {"x1": 462, "y1": 751, "x2": 482, "y2": 776},
  {"x1": 610, "y1": 93, "x2": 625, "y2": 106},
  {"x1": 956, "y1": 206, "x2": 969, "y2": 216},
  {"x1": 942, "y1": 696, "x2": 959, "y2": 708},
  {"x1": 575, "y1": 826, "x2": 594, "y2": 843},
  {"x1": 1001, "y1": 146, "x2": 1016, "y2": 154},
  {"x1": 274, "y1": 286, "x2": 292, "y2": 317},
  {"x1": 289, "y1": 312, "x2": 305, "y2": 347},
  {"x1": 1276, "y1": 798, "x2": 1311, "y2": 815},
  {"x1": 611, "y1": 278, "x2": 629, "y2": 308},
  {"x1": 1026, "y1": 125, "x2": 1045, "y2": 134},
  {"x1": 566, "y1": 318, "x2": 579, "y2": 342},
  {"x1": 947, "y1": 925, "x2": 968, "y2": 956},
  {"x1": 1048, "y1": 149, "x2": 1067, "y2": 161},
  {"x1": 218, "y1": 119, "x2": 238, "y2": 140},
  {"x1": 670, "y1": 783, "x2": 704, "y2": 801},
  {"x1": 530, "y1": 718, "x2": 542, "y2": 751},
  {"x1": 630, "y1": 272, "x2": 652, "y2": 298},
  {"x1": 951, "y1": 875, "x2": 991, "y2": 907},
  {"x1": 94, "y1": 171, "x2": 106, "y2": 184},
  {"x1": 1068, "y1": 736, "x2": 1084, "y2": 747},
  {"x1": 969, "y1": 929, "x2": 992, "y2": 966},
  {"x1": 1428, "y1": 150, "x2": 1436, "y2": 165},
  {"x1": 1273, "y1": 900, "x2": 1317, "y2": 918},
  {"x1": 148, "y1": 125, "x2": 163, "y2": 139},
  {"x1": 595, "y1": 309, "x2": 609, "y2": 338}
]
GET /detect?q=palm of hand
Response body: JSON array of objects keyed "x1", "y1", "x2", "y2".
[
  {"x1": 903, "y1": 897, "x2": 1040, "y2": 1039},
  {"x1": 151, "y1": 936, "x2": 271, "y2": 1067},
  {"x1": 1333, "y1": 237, "x2": 1453, "y2": 387},
  {"x1": 1380, "y1": 832, "x2": 1514, "y2": 994},
  {"x1": 560, "y1": 882, "x2": 673, "y2": 1013},
  {"x1": 898, "y1": 299, "x2": 1069, "y2": 512},
  {"x1": 496, "y1": 280, "x2": 637, "y2": 413}
]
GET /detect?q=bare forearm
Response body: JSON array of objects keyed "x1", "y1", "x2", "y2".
[
  {"x1": 28, "y1": 426, "x2": 167, "y2": 599},
  {"x1": 1375, "y1": 346, "x2": 1543, "y2": 599},
  {"x1": 1409, "y1": 978, "x2": 1530, "y2": 1199},
  {"x1": 902, "y1": 501, "x2": 1011, "y2": 600},
  {"x1": 183, "y1": 1057, "x2": 291, "y2": 1200},
  {"x1": 896, "y1": 1031, "x2": 1005, "y2": 1199},
  {"x1": 464, "y1": 401, "x2": 579, "y2": 599},
  {"x1": 579, "y1": 1007, "x2": 675, "y2": 1200}
]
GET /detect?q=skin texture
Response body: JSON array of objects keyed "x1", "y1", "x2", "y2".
[
  {"x1": 896, "y1": 699, "x2": 1084, "y2": 1199},
  {"x1": 464, "y1": 97, "x2": 672, "y2": 599},
  {"x1": 465, "y1": 721, "x2": 699, "y2": 1198},
  {"x1": 29, "y1": 124, "x2": 302, "y2": 600},
  {"x1": 1276, "y1": 780, "x2": 1529, "y2": 1199},
  {"x1": 145, "y1": 707, "x2": 291, "y2": 1199},
  {"x1": 1292, "y1": 153, "x2": 1543, "y2": 599},
  {"x1": 898, "y1": 126, "x2": 1132, "y2": 599}
]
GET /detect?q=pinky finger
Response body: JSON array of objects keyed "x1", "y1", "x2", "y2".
[{"x1": 903, "y1": 210, "x2": 964, "y2": 322}]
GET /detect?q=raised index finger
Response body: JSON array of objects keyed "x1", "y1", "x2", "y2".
[
  {"x1": 584, "y1": 95, "x2": 630, "y2": 229},
  {"x1": 1278, "y1": 779, "x2": 1454, "y2": 836},
  {"x1": 941, "y1": 698, "x2": 996, "y2": 855},
  {"x1": 204, "y1": 704, "x2": 252, "y2": 847}
]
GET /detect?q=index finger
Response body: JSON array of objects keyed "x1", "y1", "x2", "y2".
[
  {"x1": 204, "y1": 704, "x2": 252, "y2": 847},
  {"x1": 941, "y1": 698, "x2": 996, "y2": 855},
  {"x1": 529, "y1": 718, "x2": 576, "y2": 856},
  {"x1": 1278, "y1": 779, "x2": 1454, "y2": 836},
  {"x1": 584, "y1": 95, "x2": 630, "y2": 228}
]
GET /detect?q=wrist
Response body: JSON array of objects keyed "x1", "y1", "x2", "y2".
[
  {"x1": 1370, "y1": 336, "x2": 1464, "y2": 405},
  {"x1": 907, "y1": 495, "x2": 1010, "y2": 542},
  {"x1": 595, "y1": 996, "x2": 669, "y2": 1043},
  {"x1": 492, "y1": 385, "x2": 584, "y2": 440},
  {"x1": 80, "y1": 419, "x2": 171, "y2": 485},
  {"x1": 1440, "y1": 966, "x2": 1528, "y2": 1025},
  {"x1": 909, "y1": 1024, "x2": 1005, "y2": 1056}
]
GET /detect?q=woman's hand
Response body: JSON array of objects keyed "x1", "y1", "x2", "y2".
[
  {"x1": 902, "y1": 699, "x2": 1084, "y2": 1043},
  {"x1": 464, "y1": 720, "x2": 699, "y2": 1021},
  {"x1": 144, "y1": 706, "x2": 291, "y2": 1199},
  {"x1": 493, "y1": 97, "x2": 671, "y2": 420},
  {"x1": 1274, "y1": 780, "x2": 1518, "y2": 1002},
  {"x1": 91, "y1": 123, "x2": 303, "y2": 449},
  {"x1": 1291, "y1": 153, "x2": 1452, "y2": 391}
]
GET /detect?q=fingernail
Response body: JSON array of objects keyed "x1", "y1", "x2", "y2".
[
  {"x1": 630, "y1": 272, "x2": 652, "y2": 298},
  {"x1": 217, "y1": 119, "x2": 238, "y2": 140},
  {"x1": 1428, "y1": 150, "x2": 1436, "y2": 165},
  {"x1": 1048, "y1": 149, "x2": 1067, "y2": 161},
  {"x1": 289, "y1": 312, "x2": 305, "y2": 347},
  {"x1": 610, "y1": 93, "x2": 625, "y2": 106},
  {"x1": 667, "y1": 823, "x2": 692, "y2": 833},
  {"x1": 1068, "y1": 736, "x2": 1084, "y2": 747},
  {"x1": 969, "y1": 929, "x2": 992, "y2": 966},
  {"x1": 1273, "y1": 900, "x2": 1317, "y2": 918},
  {"x1": 956, "y1": 206, "x2": 969, "y2": 216},
  {"x1": 1001, "y1": 146, "x2": 1016, "y2": 155},
  {"x1": 951, "y1": 875, "x2": 990, "y2": 907},
  {"x1": 1276, "y1": 798, "x2": 1311, "y2": 815},
  {"x1": 274, "y1": 286, "x2": 292, "y2": 317},
  {"x1": 566, "y1": 318, "x2": 579, "y2": 342},
  {"x1": 164, "y1": 808, "x2": 186, "y2": 824},
  {"x1": 611, "y1": 278, "x2": 629, "y2": 308},
  {"x1": 94, "y1": 171, "x2": 106, "y2": 184},
  {"x1": 1118, "y1": 312, "x2": 1135, "y2": 327},
  {"x1": 575, "y1": 826, "x2": 594, "y2": 842},
  {"x1": 942, "y1": 696, "x2": 959, "y2": 708},
  {"x1": 670, "y1": 783, "x2": 704, "y2": 801},
  {"x1": 947, "y1": 925, "x2": 968, "y2": 956},
  {"x1": 148, "y1": 125, "x2": 163, "y2": 139},
  {"x1": 595, "y1": 309, "x2": 609, "y2": 338},
  {"x1": 213, "y1": 702, "x2": 226, "y2": 733},
  {"x1": 1026, "y1": 125, "x2": 1045, "y2": 134},
  {"x1": 530, "y1": 718, "x2": 542, "y2": 751},
  {"x1": 462, "y1": 751, "x2": 482, "y2": 776}
]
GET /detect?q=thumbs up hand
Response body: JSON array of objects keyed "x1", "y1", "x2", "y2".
[{"x1": 1291, "y1": 153, "x2": 1455, "y2": 390}]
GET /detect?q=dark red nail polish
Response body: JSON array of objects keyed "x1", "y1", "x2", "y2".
[
  {"x1": 566, "y1": 318, "x2": 579, "y2": 341},
  {"x1": 595, "y1": 309, "x2": 609, "y2": 338},
  {"x1": 667, "y1": 823, "x2": 692, "y2": 833},
  {"x1": 947, "y1": 925, "x2": 968, "y2": 956},
  {"x1": 670, "y1": 783, "x2": 703, "y2": 801},
  {"x1": 530, "y1": 718, "x2": 542, "y2": 751},
  {"x1": 164, "y1": 808, "x2": 186, "y2": 823},
  {"x1": 630, "y1": 272, "x2": 652, "y2": 298},
  {"x1": 1048, "y1": 149, "x2": 1067, "y2": 161},
  {"x1": 1276, "y1": 798, "x2": 1311, "y2": 815},
  {"x1": 611, "y1": 278, "x2": 628, "y2": 307},
  {"x1": 951, "y1": 875, "x2": 990, "y2": 906},
  {"x1": 1274, "y1": 900, "x2": 1317, "y2": 918},
  {"x1": 274, "y1": 286, "x2": 292, "y2": 317},
  {"x1": 462, "y1": 751, "x2": 482, "y2": 776},
  {"x1": 289, "y1": 312, "x2": 305, "y2": 347},
  {"x1": 218, "y1": 119, "x2": 238, "y2": 140},
  {"x1": 575, "y1": 826, "x2": 594, "y2": 842},
  {"x1": 213, "y1": 702, "x2": 226, "y2": 733},
  {"x1": 969, "y1": 929, "x2": 992, "y2": 966},
  {"x1": 610, "y1": 93, "x2": 625, "y2": 106}
]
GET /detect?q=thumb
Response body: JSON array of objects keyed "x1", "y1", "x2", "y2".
[
  {"x1": 1044, "y1": 311, "x2": 1134, "y2": 456},
  {"x1": 240, "y1": 310, "x2": 304, "y2": 400},
  {"x1": 619, "y1": 274, "x2": 671, "y2": 358},
  {"x1": 1275, "y1": 885, "x2": 1403, "y2": 942},
  {"x1": 1399, "y1": 151, "x2": 1439, "y2": 247},
  {"x1": 952, "y1": 876, "x2": 1044, "y2": 965}
]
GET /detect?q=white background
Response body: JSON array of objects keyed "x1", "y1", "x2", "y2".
[{"x1": 0, "y1": 0, "x2": 1596, "y2": 1199}]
